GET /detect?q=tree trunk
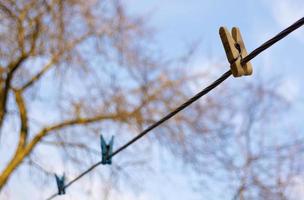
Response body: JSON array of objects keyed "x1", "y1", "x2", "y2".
[{"x1": 0, "y1": 150, "x2": 26, "y2": 191}]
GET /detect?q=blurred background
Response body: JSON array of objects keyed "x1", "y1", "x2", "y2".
[{"x1": 0, "y1": 0, "x2": 303, "y2": 199}]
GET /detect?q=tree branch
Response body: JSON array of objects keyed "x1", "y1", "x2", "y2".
[
  {"x1": 0, "y1": 113, "x2": 120, "y2": 190},
  {"x1": 20, "y1": 31, "x2": 91, "y2": 91},
  {"x1": 0, "y1": 55, "x2": 27, "y2": 128},
  {"x1": 20, "y1": 56, "x2": 58, "y2": 91},
  {"x1": 26, "y1": 114, "x2": 121, "y2": 152},
  {"x1": 14, "y1": 89, "x2": 28, "y2": 152}
]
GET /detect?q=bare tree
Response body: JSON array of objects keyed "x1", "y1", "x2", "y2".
[
  {"x1": 0, "y1": 1, "x2": 303, "y2": 199},
  {"x1": 0, "y1": 0, "x2": 214, "y2": 193},
  {"x1": 178, "y1": 76, "x2": 304, "y2": 200}
]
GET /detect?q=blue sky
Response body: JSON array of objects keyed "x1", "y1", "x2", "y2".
[
  {"x1": 1, "y1": 1, "x2": 304, "y2": 199},
  {"x1": 127, "y1": 0, "x2": 304, "y2": 79},
  {"x1": 127, "y1": 0, "x2": 304, "y2": 124},
  {"x1": 126, "y1": 1, "x2": 304, "y2": 199}
]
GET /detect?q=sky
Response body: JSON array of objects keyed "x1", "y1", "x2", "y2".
[
  {"x1": 126, "y1": 0, "x2": 304, "y2": 125},
  {"x1": 111, "y1": 0, "x2": 304, "y2": 199},
  {"x1": 1, "y1": 0, "x2": 304, "y2": 200}
]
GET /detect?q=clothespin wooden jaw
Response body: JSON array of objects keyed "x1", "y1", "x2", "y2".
[
  {"x1": 100, "y1": 135, "x2": 114, "y2": 165},
  {"x1": 55, "y1": 174, "x2": 66, "y2": 195},
  {"x1": 219, "y1": 27, "x2": 253, "y2": 77}
]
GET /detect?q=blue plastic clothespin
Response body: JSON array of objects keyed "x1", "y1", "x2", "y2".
[
  {"x1": 100, "y1": 135, "x2": 114, "y2": 165},
  {"x1": 55, "y1": 174, "x2": 65, "y2": 195}
]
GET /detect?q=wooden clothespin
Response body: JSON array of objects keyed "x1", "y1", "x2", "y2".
[
  {"x1": 55, "y1": 174, "x2": 65, "y2": 195},
  {"x1": 219, "y1": 27, "x2": 253, "y2": 77},
  {"x1": 100, "y1": 135, "x2": 114, "y2": 165}
]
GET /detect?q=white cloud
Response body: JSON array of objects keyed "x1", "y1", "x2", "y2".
[
  {"x1": 278, "y1": 77, "x2": 301, "y2": 102},
  {"x1": 266, "y1": 0, "x2": 304, "y2": 42},
  {"x1": 277, "y1": 77, "x2": 300, "y2": 102},
  {"x1": 287, "y1": 175, "x2": 304, "y2": 200}
]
